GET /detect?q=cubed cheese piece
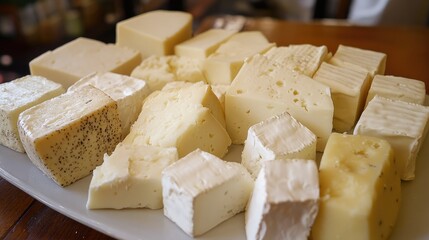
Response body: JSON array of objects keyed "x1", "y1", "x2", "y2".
[
  {"x1": 162, "y1": 149, "x2": 253, "y2": 237},
  {"x1": 365, "y1": 75, "x2": 426, "y2": 106},
  {"x1": 313, "y1": 62, "x2": 371, "y2": 132},
  {"x1": 264, "y1": 44, "x2": 328, "y2": 77},
  {"x1": 124, "y1": 82, "x2": 230, "y2": 158},
  {"x1": 87, "y1": 143, "x2": 178, "y2": 209},
  {"x1": 116, "y1": 10, "x2": 192, "y2": 57},
  {"x1": 29, "y1": 37, "x2": 141, "y2": 88},
  {"x1": 131, "y1": 55, "x2": 205, "y2": 91},
  {"x1": 204, "y1": 31, "x2": 275, "y2": 85},
  {"x1": 329, "y1": 45, "x2": 386, "y2": 77},
  {"x1": 211, "y1": 84, "x2": 229, "y2": 111},
  {"x1": 354, "y1": 96, "x2": 429, "y2": 180},
  {"x1": 69, "y1": 72, "x2": 151, "y2": 137},
  {"x1": 242, "y1": 112, "x2": 316, "y2": 178},
  {"x1": 226, "y1": 54, "x2": 333, "y2": 151},
  {"x1": 0, "y1": 75, "x2": 64, "y2": 152},
  {"x1": 175, "y1": 28, "x2": 237, "y2": 59},
  {"x1": 18, "y1": 85, "x2": 122, "y2": 186},
  {"x1": 246, "y1": 159, "x2": 319, "y2": 240},
  {"x1": 311, "y1": 133, "x2": 401, "y2": 240}
]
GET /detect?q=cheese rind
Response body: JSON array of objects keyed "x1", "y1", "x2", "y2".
[
  {"x1": 162, "y1": 149, "x2": 253, "y2": 237},
  {"x1": 18, "y1": 85, "x2": 122, "y2": 187},
  {"x1": 0, "y1": 75, "x2": 64, "y2": 152}
]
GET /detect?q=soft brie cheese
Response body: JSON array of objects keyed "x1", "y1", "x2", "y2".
[
  {"x1": 87, "y1": 143, "x2": 178, "y2": 209},
  {"x1": 18, "y1": 85, "x2": 122, "y2": 187},
  {"x1": 246, "y1": 159, "x2": 319, "y2": 240},
  {"x1": 162, "y1": 149, "x2": 253, "y2": 237},
  {"x1": 354, "y1": 96, "x2": 429, "y2": 180},
  {"x1": 242, "y1": 111, "x2": 316, "y2": 178},
  {"x1": 0, "y1": 75, "x2": 64, "y2": 152},
  {"x1": 312, "y1": 133, "x2": 401, "y2": 240},
  {"x1": 69, "y1": 72, "x2": 151, "y2": 137}
]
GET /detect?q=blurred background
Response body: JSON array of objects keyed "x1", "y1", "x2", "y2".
[{"x1": 1, "y1": 0, "x2": 428, "y2": 83}]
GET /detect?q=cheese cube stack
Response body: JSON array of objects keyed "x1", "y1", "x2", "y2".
[
  {"x1": 18, "y1": 85, "x2": 122, "y2": 187},
  {"x1": 313, "y1": 62, "x2": 371, "y2": 132},
  {"x1": 204, "y1": 31, "x2": 275, "y2": 85},
  {"x1": 246, "y1": 159, "x2": 319, "y2": 240},
  {"x1": 69, "y1": 72, "x2": 150, "y2": 137},
  {"x1": 242, "y1": 111, "x2": 316, "y2": 178},
  {"x1": 29, "y1": 37, "x2": 141, "y2": 88},
  {"x1": 87, "y1": 143, "x2": 178, "y2": 210},
  {"x1": 354, "y1": 96, "x2": 429, "y2": 180},
  {"x1": 226, "y1": 53, "x2": 333, "y2": 151},
  {"x1": 162, "y1": 149, "x2": 253, "y2": 237},
  {"x1": 312, "y1": 133, "x2": 401, "y2": 240},
  {"x1": 365, "y1": 75, "x2": 426, "y2": 106},
  {"x1": 116, "y1": 10, "x2": 192, "y2": 57},
  {"x1": 0, "y1": 75, "x2": 64, "y2": 152}
]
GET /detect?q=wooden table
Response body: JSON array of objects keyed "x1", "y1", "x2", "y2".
[{"x1": 1, "y1": 16, "x2": 429, "y2": 240}]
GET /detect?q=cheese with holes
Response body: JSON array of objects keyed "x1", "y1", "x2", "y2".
[
  {"x1": 246, "y1": 159, "x2": 319, "y2": 240},
  {"x1": 69, "y1": 72, "x2": 151, "y2": 137},
  {"x1": 312, "y1": 133, "x2": 401, "y2": 240},
  {"x1": 162, "y1": 149, "x2": 253, "y2": 237},
  {"x1": 29, "y1": 37, "x2": 141, "y2": 88},
  {"x1": 313, "y1": 62, "x2": 371, "y2": 132},
  {"x1": 354, "y1": 96, "x2": 429, "y2": 180},
  {"x1": 117, "y1": 10, "x2": 192, "y2": 57},
  {"x1": 87, "y1": 143, "x2": 178, "y2": 209},
  {"x1": 242, "y1": 112, "x2": 316, "y2": 178},
  {"x1": 0, "y1": 75, "x2": 64, "y2": 152},
  {"x1": 18, "y1": 85, "x2": 122, "y2": 187}
]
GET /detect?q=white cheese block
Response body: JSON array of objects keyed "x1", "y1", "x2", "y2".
[
  {"x1": 226, "y1": 53, "x2": 333, "y2": 151},
  {"x1": 175, "y1": 28, "x2": 237, "y2": 59},
  {"x1": 29, "y1": 37, "x2": 141, "y2": 88},
  {"x1": 162, "y1": 149, "x2": 253, "y2": 237},
  {"x1": 354, "y1": 96, "x2": 429, "y2": 180},
  {"x1": 242, "y1": 111, "x2": 316, "y2": 178},
  {"x1": 313, "y1": 62, "x2": 371, "y2": 132},
  {"x1": 246, "y1": 159, "x2": 319, "y2": 240},
  {"x1": 204, "y1": 31, "x2": 275, "y2": 85},
  {"x1": 69, "y1": 72, "x2": 151, "y2": 137},
  {"x1": 18, "y1": 85, "x2": 122, "y2": 187},
  {"x1": 0, "y1": 75, "x2": 64, "y2": 152},
  {"x1": 312, "y1": 133, "x2": 401, "y2": 240},
  {"x1": 116, "y1": 10, "x2": 192, "y2": 57},
  {"x1": 264, "y1": 44, "x2": 328, "y2": 77},
  {"x1": 365, "y1": 75, "x2": 426, "y2": 106},
  {"x1": 87, "y1": 143, "x2": 178, "y2": 209}
]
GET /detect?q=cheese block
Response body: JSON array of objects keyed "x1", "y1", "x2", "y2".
[
  {"x1": 131, "y1": 55, "x2": 205, "y2": 91},
  {"x1": 204, "y1": 31, "x2": 275, "y2": 85},
  {"x1": 0, "y1": 75, "x2": 64, "y2": 152},
  {"x1": 242, "y1": 111, "x2": 316, "y2": 178},
  {"x1": 211, "y1": 84, "x2": 230, "y2": 111},
  {"x1": 354, "y1": 96, "x2": 429, "y2": 180},
  {"x1": 116, "y1": 10, "x2": 192, "y2": 57},
  {"x1": 313, "y1": 62, "x2": 371, "y2": 132},
  {"x1": 365, "y1": 75, "x2": 426, "y2": 106},
  {"x1": 29, "y1": 37, "x2": 141, "y2": 88},
  {"x1": 312, "y1": 133, "x2": 401, "y2": 240},
  {"x1": 264, "y1": 44, "x2": 328, "y2": 77},
  {"x1": 162, "y1": 149, "x2": 253, "y2": 237},
  {"x1": 87, "y1": 143, "x2": 178, "y2": 209},
  {"x1": 123, "y1": 82, "x2": 230, "y2": 158},
  {"x1": 69, "y1": 72, "x2": 151, "y2": 137},
  {"x1": 18, "y1": 85, "x2": 122, "y2": 187},
  {"x1": 226, "y1": 53, "x2": 333, "y2": 151},
  {"x1": 329, "y1": 44, "x2": 386, "y2": 77},
  {"x1": 175, "y1": 28, "x2": 237, "y2": 59},
  {"x1": 246, "y1": 159, "x2": 319, "y2": 240}
]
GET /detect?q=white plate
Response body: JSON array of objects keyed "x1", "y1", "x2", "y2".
[{"x1": 1, "y1": 137, "x2": 429, "y2": 240}]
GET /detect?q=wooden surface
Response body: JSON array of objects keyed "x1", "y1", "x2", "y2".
[{"x1": 1, "y1": 16, "x2": 429, "y2": 239}]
